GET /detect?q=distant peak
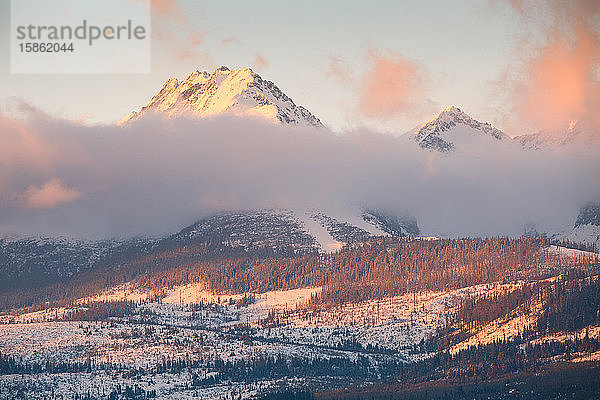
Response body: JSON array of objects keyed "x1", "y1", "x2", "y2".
[
  {"x1": 420, "y1": 106, "x2": 470, "y2": 129},
  {"x1": 216, "y1": 65, "x2": 230, "y2": 72},
  {"x1": 414, "y1": 106, "x2": 508, "y2": 151},
  {"x1": 441, "y1": 105, "x2": 462, "y2": 113}
]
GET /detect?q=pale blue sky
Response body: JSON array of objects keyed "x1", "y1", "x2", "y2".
[{"x1": 0, "y1": 0, "x2": 543, "y2": 133}]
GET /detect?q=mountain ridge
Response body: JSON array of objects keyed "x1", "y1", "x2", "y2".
[
  {"x1": 407, "y1": 106, "x2": 510, "y2": 152},
  {"x1": 120, "y1": 66, "x2": 323, "y2": 128}
]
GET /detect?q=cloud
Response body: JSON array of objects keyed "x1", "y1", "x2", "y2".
[
  {"x1": 148, "y1": 0, "x2": 212, "y2": 64},
  {"x1": 358, "y1": 49, "x2": 428, "y2": 119},
  {"x1": 0, "y1": 107, "x2": 90, "y2": 198},
  {"x1": 221, "y1": 36, "x2": 238, "y2": 45},
  {"x1": 252, "y1": 53, "x2": 269, "y2": 70},
  {"x1": 505, "y1": 0, "x2": 526, "y2": 13},
  {"x1": 504, "y1": 0, "x2": 600, "y2": 134},
  {"x1": 149, "y1": 0, "x2": 185, "y2": 23},
  {"x1": 0, "y1": 105, "x2": 598, "y2": 239},
  {"x1": 175, "y1": 30, "x2": 209, "y2": 62},
  {"x1": 327, "y1": 55, "x2": 352, "y2": 82},
  {"x1": 514, "y1": 28, "x2": 600, "y2": 132},
  {"x1": 326, "y1": 52, "x2": 435, "y2": 128},
  {"x1": 20, "y1": 179, "x2": 81, "y2": 209}
]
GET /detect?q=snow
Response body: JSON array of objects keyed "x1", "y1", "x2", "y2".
[
  {"x1": 547, "y1": 245, "x2": 599, "y2": 259},
  {"x1": 448, "y1": 282, "x2": 540, "y2": 354},
  {"x1": 161, "y1": 284, "x2": 321, "y2": 318},
  {"x1": 0, "y1": 372, "x2": 325, "y2": 400},
  {"x1": 296, "y1": 211, "x2": 344, "y2": 253},
  {"x1": 334, "y1": 209, "x2": 390, "y2": 237},
  {"x1": 451, "y1": 304, "x2": 542, "y2": 355},
  {"x1": 2, "y1": 275, "x2": 596, "y2": 397},
  {"x1": 82, "y1": 283, "x2": 150, "y2": 303},
  {"x1": 120, "y1": 66, "x2": 323, "y2": 127},
  {"x1": 564, "y1": 224, "x2": 600, "y2": 252},
  {"x1": 407, "y1": 106, "x2": 509, "y2": 151}
]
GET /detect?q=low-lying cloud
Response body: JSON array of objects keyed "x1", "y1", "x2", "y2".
[
  {"x1": 19, "y1": 179, "x2": 81, "y2": 209},
  {"x1": 0, "y1": 106, "x2": 598, "y2": 239}
]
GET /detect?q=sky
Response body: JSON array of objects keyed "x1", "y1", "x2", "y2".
[
  {"x1": 0, "y1": 0, "x2": 599, "y2": 240},
  {"x1": 0, "y1": 0, "x2": 573, "y2": 134}
]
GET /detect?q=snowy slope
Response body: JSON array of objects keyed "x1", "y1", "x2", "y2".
[
  {"x1": 515, "y1": 120, "x2": 600, "y2": 150},
  {"x1": 564, "y1": 203, "x2": 600, "y2": 252},
  {"x1": 169, "y1": 208, "x2": 419, "y2": 254},
  {"x1": 0, "y1": 236, "x2": 151, "y2": 289},
  {"x1": 169, "y1": 209, "x2": 319, "y2": 253},
  {"x1": 565, "y1": 224, "x2": 600, "y2": 252},
  {"x1": 120, "y1": 66, "x2": 323, "y2": 127},
  {"x1": 513, "y1": 131, "x2": 564, "y2": 150},
  {"x1": 547, "y1": 245, "x2": 598, "y2": 259},
  {"x1": 406, "y1": 106, "x2": 509, "y2": 152}
]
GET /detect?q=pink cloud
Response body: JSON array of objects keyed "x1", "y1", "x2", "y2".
[
  {"x1": 327, "y1": 55, "x2": 352, "y2": 82},
  {"x1": 221, "y1": 36, "x2": 238, "y2": 45},
  {"x1": 0, "y1": 109, "x2": 91, "y2": 204},
  {"x1": 252, "y1": 53, "x2": 269, "y2": 70},
  {"x1": 0, "y1": 112, "x2": 73, "y2": 174},
  {"x1": 21, "y1": 179, "x2": 81, "y2": 209},
  {"x1": 514, "y1": 27, "x2": 600, "y2": 132},
  {"x1": 0, "y1": 116, "x2": 54, "y2": 172},
  {"x1": 175, "y1": 30, "x2": 208, "y2": 61},
  {"x1": 504, "y1": 0, "x2": 525, "y2": 13},
  {"x1": 148, "y1": 0, "x2": 212, "y2": 64},
  {"x1": 504, "y1": 0, "x2": 600, "y2": 133},
  {"x1": 150, "y1": 0, "x2": 185, "y2": 23},
  {"x1": 358, "y1": 49, "x2": 426, "y2": 118}
]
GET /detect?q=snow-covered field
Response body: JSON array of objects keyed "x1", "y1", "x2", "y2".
[
  {"x1": 547, "y1": 245, "x2": 599, "y2": 259},
  {"x1": 1, "y1": 275, "x2": 598, "y2": 398},
  {"x1": 0, "y1": 370, "x2": 324, "y2": 400},
  {"x1": 0, "y1": 282, "x2": 467, "y2": 398}
]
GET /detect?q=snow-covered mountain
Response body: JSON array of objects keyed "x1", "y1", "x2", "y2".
[
  {"x1": 565, "y1": 203, "x2": 600, "y2": 252},
  {"x1": 405, "y1": 106, "x2": 599, "y2": 152},
  {"x1": 407, "y1": 106, "x2": 509, "y2": 152},
  {"x1": 513, "y1": 132, "x2": 563, "y2": 150},
  {"x1": 0, "y1": 236, "x2": 152, "y2": 290},
  {"x1": 169, "y1": 208, "x2": 419, "y2": 254},
  {"x1": 120, "y1": 66, "x2": 323, "y2": 127},
  {"x1": 515, "y1": 120, "x2": 600, "y2": 150},
  {"x1": 0, "y1": 208, "x2": 419, "y2": 287}
]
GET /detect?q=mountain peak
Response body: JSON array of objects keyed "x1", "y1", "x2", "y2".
[
  {"x1": 120, "y1": 66, "x2": 323, "y2": 127},
  {"x1": 440, "y1": 105, "x2": 463, "y2": 114},
  {"x1": 183, "y1": 70, "x2": 210, "y2": 83},
  {"x1": 413, "y1": 106, "x2": 508, "y2": 152}
]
